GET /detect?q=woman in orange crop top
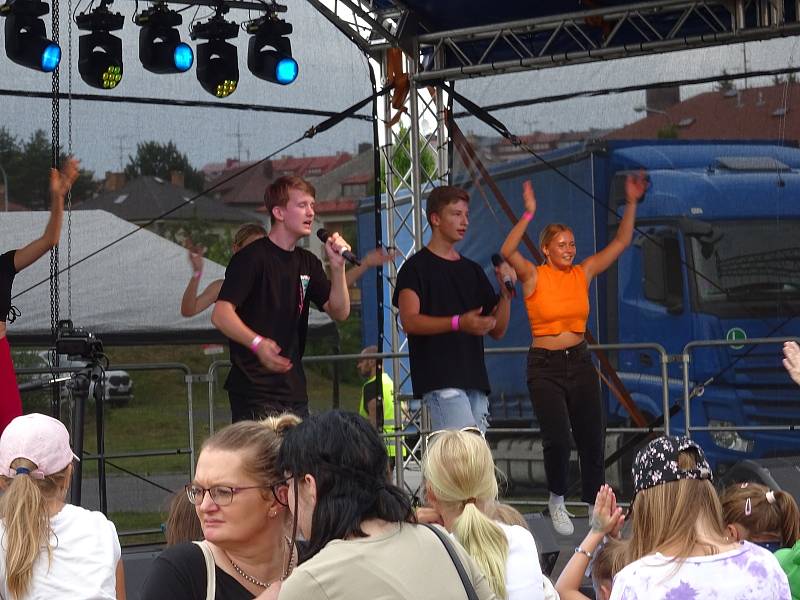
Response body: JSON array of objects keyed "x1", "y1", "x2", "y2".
[{"x1": 500, "y1": 172, "x2": 647, "y2": 536}]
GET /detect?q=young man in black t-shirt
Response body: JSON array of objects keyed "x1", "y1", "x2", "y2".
[
  {"x1": 212, "y1": 176, "x2": 351, "y2": 421},
  {"x1": 392, "y1": 186, "x2": 516, "y2": 432}
]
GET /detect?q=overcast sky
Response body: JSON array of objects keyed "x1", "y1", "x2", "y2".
[{"x1": 1, "y1": 2, "x2": 799, "y2": 180}]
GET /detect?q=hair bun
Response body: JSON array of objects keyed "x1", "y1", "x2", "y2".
[{"x1": 262, "y1": 413, "x2": 301, "y2": 436}]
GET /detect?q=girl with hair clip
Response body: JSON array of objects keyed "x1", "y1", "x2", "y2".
[
  {"x1": 260, "y1": 410, "x2": 497, "y2": 600},
  {"x1": 0, "y1": 158, "x2": 79, "y2": 434},
  {"x1": 0, "y1": 413, "x2": 124, "y2": 599},
  {"x1": 500, "y1": 173, "x2": 646, "y2": 536},
  {"x1": 721, "y1": 482, "x2": 800, "y2": 552},
  {"x1": 141, "y1": 414, "x2": 300, "y2": 600},
  {"x1": 421, "y1": 429, "x2": 545, "y2": 600},
  {"x1": 555, "y1": 484, "x2": 624, "y2": 600},
  {"x1": 609, "y1": 436, "x2": 790, "y2": 600}
]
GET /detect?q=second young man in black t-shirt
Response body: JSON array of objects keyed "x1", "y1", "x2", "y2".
[
  {"x1": 392, "y1": 185, "x2": 516, "y2": 432},
  {"x1": 212, "y1": 176, "x2": 351, "y2": 421}
]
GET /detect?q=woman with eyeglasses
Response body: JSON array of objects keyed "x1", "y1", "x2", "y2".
[
  {"x1": 141, "y1": 415, "x2": 300, "y2": 600},
  {"x1": 257, "y1": 410, "x2": 496, "y2": 600},
  {"x1": 421, "y1": 429, "x2": 546, "y2": 600}
]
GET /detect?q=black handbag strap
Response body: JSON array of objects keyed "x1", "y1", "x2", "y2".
[{"x1": 422, "y1": 523, "x2": 479, "y2": 600}]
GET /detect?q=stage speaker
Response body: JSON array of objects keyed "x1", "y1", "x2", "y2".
[
  {"x1": 717, "y1": 457, "x2": 800, "y2": 505},
  {"x1": 524, "y1": 512, "x2": 561, "y2": 577}
]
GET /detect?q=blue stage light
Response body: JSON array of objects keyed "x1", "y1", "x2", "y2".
[
  {"x1": 173, "y1": 42, "x2": 193, "y2": 71},
  {"x1": 275, "y1": 56, "x2": 297, "y2": 84},
  {"x1": 40, "y1": 41, "x2": 60, "y2": 71}
]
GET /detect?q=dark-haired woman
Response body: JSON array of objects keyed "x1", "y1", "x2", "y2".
[
  {"x1": 264, "y1": 410, "x2": 496, "y2": 600},
  {"x1": 500, "y1": 173, "x2": 646, "y2": 536},
  {"x1": 0, "y1": 158, "x2": 79, "y2": 434}
]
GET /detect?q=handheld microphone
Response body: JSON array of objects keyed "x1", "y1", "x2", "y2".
[
  {"x1": 316, "y1": 228, "x2": 361, "y2": 266},
  {"x1": 491, "y1": 253, "x2": 515, "y2": 296}
]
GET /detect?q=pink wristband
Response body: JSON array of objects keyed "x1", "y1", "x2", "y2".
[
  {"x1": 192, "y1": 271, "x2": 202, "y2": 280},
  {"x1": 250, "y1": 335, "x2": 263, "y2": 352},
  {"x1": 451, "y1": 315, "x2": 460, "y2": 332},
  {"x1": 522, "y1": 211, "x2": 533, "y2": 222}
]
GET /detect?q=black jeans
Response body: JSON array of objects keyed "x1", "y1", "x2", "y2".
[
  {"x1": 227, "y1": 392, "x2": 309, "y2": 423},
  {"x1": 526, "y1": 341, "x2": 605, "y2": 503}
]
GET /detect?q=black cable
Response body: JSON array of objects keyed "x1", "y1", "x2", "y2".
[
  {"x1": 0, "y1": 88, "x2": 374, "y2": 120},
  {"x1": 12, "y1": 85, "x2": 392, "y2": 301},
  {"x1": 453, "y1": 64, "x2": 800, "y2": 117}
]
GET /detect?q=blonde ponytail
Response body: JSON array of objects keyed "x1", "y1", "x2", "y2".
[
  {"x1": 423, "y1": 431, "x2": 510, "y2": 599},
  {"x1": 0, "y1": 458, "x2": 70, "y2": 599},
  {"x1": 452, "y1": 502, "x2": 509, "y2": 599}
]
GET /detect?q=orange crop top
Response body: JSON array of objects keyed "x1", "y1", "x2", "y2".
[{"x1": 525, "y1": 264, "x2": 590, "y2": 337}]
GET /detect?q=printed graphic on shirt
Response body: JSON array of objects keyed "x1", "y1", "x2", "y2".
[{"x1": 299, "y1": 275, "x2": 310, "y2": 314}]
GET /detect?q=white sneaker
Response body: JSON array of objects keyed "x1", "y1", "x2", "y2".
[{"x1": 548, "y1": 502, "x2": 574, "y2": 536}]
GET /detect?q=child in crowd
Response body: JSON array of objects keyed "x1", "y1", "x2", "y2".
[{"x1": 722, "y1": 482, "x2": 800, "y2": 552}]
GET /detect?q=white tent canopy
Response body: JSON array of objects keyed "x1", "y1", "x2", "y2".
[{"x1": 1, "y1": 210, "x2": 333, "y2": 344}]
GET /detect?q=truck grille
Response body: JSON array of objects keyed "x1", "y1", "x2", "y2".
[{"x1": 734, "y1": 348, "x2": 800, "y2": 426}]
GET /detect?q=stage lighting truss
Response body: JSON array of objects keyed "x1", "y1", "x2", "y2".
[
  {"x1": 135, "y1": 2, "x2": 193, "y2": 74},
  {"x1": 0, "y1": 0, "x2": 60, "y2": 72},
  {"x1": 246, "y1": 12, "x2": 297, "y2": 85},
  {"x1": 190, "y1": 9, "x2": 238, "y2": 98},
  {"x1": 76, "y1": 0, "x2": 124, "y2": 89}
]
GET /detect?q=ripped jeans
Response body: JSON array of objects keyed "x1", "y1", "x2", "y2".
[{"x1": 422, "y1": 388, "x2": 489, "y2": 433}]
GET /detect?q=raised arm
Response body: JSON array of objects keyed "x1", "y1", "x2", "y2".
[
  {"x1": 581, "y1": 171, "x2": 646, "y2": 281},
  {"x1": 500, "y1": 180, "x2": 538, "y2": 293},
  {"x1": 13, "y1": 157, "x2": 79, "y2": 272},
  {"x1": 180, "y1": 243, "x2": 222, "y2": 317},
  {"x1": 345, "y1": 247, "x2": 395, "y2": 287}
]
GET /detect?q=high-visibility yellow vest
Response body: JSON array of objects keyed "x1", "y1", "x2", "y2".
[{"x1": 359, "y1": 372, "x2": 404, "y2": 458}]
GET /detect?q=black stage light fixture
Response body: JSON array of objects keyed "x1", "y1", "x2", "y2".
[
  {"x1": 246, "y1": 14, "x2": 297, "y2": 85},
  {"x1": 190, "y1": 12, "x2": 238, "y2": 98},
  {"x1": 0, "y1": 0, "x2": 61, "y2": 72},
  {"x1": 76, "y1": 0, "x2": 124, "y2": 90},
  {"x1": 135, "y1": 2, "x2": 193, "y2": 74}
]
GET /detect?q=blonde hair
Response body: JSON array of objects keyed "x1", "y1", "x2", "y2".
[
  {"x1": 202, "y1": 414, "x2": 300, "y2": 497},
  {"x1": 233, "y1": 223, "x2": 267, "y2": 250},
  {"x1": 488, "y1": 501, "x2": 529, "y2": 531},
  {"x1": 0, "y1": 459, "x2": 71, "y2": 599},
  {"x1": 539, "y1": 223, "x2": 573, "y2": 251},
  {"x1": 721, "y1": 482, "x2": 800, "y2": 548},
  {"x1": 165, "y1": 490, "x2": 203, "y2": 546},
  {"x1": 423, "y1": 431, "x2": 509, "y2": 599},
  {"x1": 613, "y1": 450, "x2": 726, "y2": 576}
]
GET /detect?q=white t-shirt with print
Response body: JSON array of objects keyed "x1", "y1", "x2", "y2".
[
  {"x1": 610, "y1": 541, "x2": 790, "y2": 600},
  {"x1": 0, "y1": 503, "x2": 121, "y2": 599}
]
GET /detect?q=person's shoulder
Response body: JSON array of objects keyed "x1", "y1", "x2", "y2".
[
  {"x1": 398, "y1": 249, "x2": 428, "y2": 269},
  {"x1": 155, "y1": 542, "x2": 205, "y2": 567},
  {"x1": 496, "y1": 522, "x2": 537, "y2": 550},
  {"x1": 59, "y1": 504, "x2": 117, "y2": 531},
  {"x1": 295, "y1": 245, "x2": 323, "y2": 265}
]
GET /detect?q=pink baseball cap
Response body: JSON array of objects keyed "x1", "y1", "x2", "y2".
[{"x1": 0, "y1": 413, "x2": 79, "y2": 479}]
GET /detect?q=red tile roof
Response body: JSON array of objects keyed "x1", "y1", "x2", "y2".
[{"x1": 606, "y1": 83, "x2": 800, "y2": 141}]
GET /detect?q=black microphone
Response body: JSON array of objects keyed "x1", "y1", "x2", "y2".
[
  {"x1": 316, "y1": 228, "x2": 361, "y2": 266},
  {"x1": 491, "y1": 253, "x2": 515, "y2": 296}
]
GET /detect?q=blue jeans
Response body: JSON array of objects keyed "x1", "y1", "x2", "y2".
[{"x1": 422, "y1": 388, "x2": 489, "y2": 433}]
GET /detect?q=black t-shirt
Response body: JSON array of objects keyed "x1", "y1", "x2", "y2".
[
  {"x1": 391, "y1": 247, "x2": 498, "y2": 396},
  {"x1": 0, "y1": 251, "x2": 17, "y2": 323},
  {"x1": 217, "y1": 237, "x2": 331, "y2": 403},
  {"x1": 139, "y1": 542, "x2": 254, "y2": 600}
]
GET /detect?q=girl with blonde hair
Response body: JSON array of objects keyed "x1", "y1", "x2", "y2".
[
  {"x1": 0, "y1": 413, "x2": 124, "y2": 600},
  {"x1": 422, "y1": 429, "x2": 544, "y2": 600},
  {"x1": 609, "y1": 435, "x2": 789, "y2": 600}
]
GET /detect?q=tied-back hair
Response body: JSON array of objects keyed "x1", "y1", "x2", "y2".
[
  {"x1": 232, "y1": 223, "x2": 267, "y2": 250},
  {"x1": 0, "y1": 458, "x2": 71, "y2": 600},
  {"x1": 721, "y1": 482, "x2": 800, "y2": 548},
  {"x1": 539, "y1": 223, "x2": 573, "y2": 251},
  {"x1": 278, "y1": 410, "x2": 414, "y2": 562},
  {"x1": 613, "y1": 449, "x2": 727, "y2": 576},
  {"x1": 202, "y1": 414, "x2": 300, "y2": 496},
  {"x1": 423, "y1": 430, "x2": 510, "y2": 600}
]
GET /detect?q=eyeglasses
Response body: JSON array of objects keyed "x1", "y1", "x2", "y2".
[
  {"x1": 427, "y1": 426, "x2": 485, "y2": 441},
  {"x1": 185, "y1": 477, "x2": 290, "y2": 507}
]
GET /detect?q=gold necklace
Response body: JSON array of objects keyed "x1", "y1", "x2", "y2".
[{"x1": 227, "y1": 536, "x2": 297, "y2": 589}]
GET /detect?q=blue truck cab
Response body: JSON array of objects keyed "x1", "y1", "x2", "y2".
[{"x1": 357, "y1": 140, "x2": 800, "y2": 474}]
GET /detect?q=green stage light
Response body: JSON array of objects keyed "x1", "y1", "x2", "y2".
[
  {"x1": 76, "y1": 2, "x2": 124, "y2": 90},
  {"x1": 191, "y1": 13, "x2": 238, "y2": 98}
]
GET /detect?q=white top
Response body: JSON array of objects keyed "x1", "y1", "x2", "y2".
[
  {"x1": 497, "y1": 522, "x2": 545, "y2": 600},
  {"x1": 610, "y1": 541, "x2": 790, "y2": 600},
  {"x1": 0, "y1": 503, "x2": 121, "y2": 599}
]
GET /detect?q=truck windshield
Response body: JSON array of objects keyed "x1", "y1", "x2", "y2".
[{"x1": 688, "y1": 220, "x2": 800, "y2": 315}]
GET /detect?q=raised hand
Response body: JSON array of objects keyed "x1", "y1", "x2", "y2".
[
  {"x1": 185, "y1": 239, "x2": 206, "y2": 273},
  {"x1": 784, "y1": 341, "x2": 800, "y2": 386},
  {"x1": 323, "y1": 231, "x2": 351, "y2": 269},
  {"x1": 522, "y1": 180, "x2": 536, "y2": 215},
  {"x1": 625, "y1": 170, "x2": 648, "y2": 204},
  {"x1": 50, "y1": 156, "x2": 80, "y2": 202},
  {"x1": 590, "y1": 484, "x2": 625, "y2": 537},
  {"x1": 362, "y1": 247, "x2": 396, "y2": 268}
]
